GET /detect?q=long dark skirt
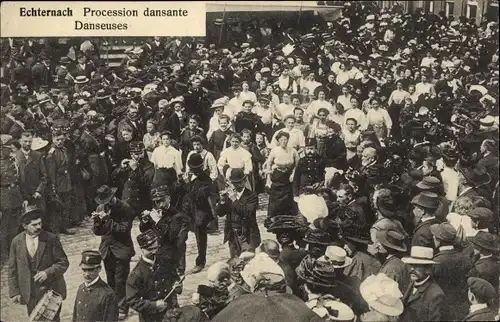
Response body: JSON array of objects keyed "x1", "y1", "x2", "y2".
[
  {"x1": 267, "y1": 169, "x2": 297, "y2": 218},
  {"x1": 387, "y1": 102, "x2": 403, "y2": 139}
]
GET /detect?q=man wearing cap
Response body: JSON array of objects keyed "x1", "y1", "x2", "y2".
[
  {"x1": 401, "y1": 246, "x2": 445, "y2": 322},
  {"x1": 372, "y1": 229, "x2": 411, "y2": 294},
  {"x1": 73, "y1": 250, "x2": 119, "y2": 322},
  {"x1": 8, "y1": 204, "x2": 69, "y2": 319},
  {"x1": 126, "y1": 230, "x2": 181, "y2": 322},
  {"x1": 113, "y1": 141, "x2": 155, "y2": 218},
  {"x1": 15, "y1": 131, "x2": 48, "y2": 210},
  {"x1": 45, "y1": 129, "x2": 73, "y2": 235},
  {"x1": 464, "y1": 277, "x2": 498, "y2": 321},
  {"x1": 216, "y1": 168, "x2": 260, "y2": 259},
  {"x1": 181, "y1": 153, "x2": 218, "y2": 274},
  {"x1": 477, "y1": 139, "x2": 499, "y2": 190},
  {"x1": 430, "y1": 223, "x2": 472, "y2": 321},
  {"x1": 0, "y1": 134, "x2": 23, "y2": 262},
  {"x1": 467, "y1": 231, "x2": 499, "y2": 299},
  {"x1": 292, "y1": 138, "x2": 325, "y2": 196},
  {"x1": 140, "y1": 185, "x2": 190, "y2": 276},
  {"x1": 92, "y1": 185, "x2": 136, "y2": 320},
  {"x1": 415, "y1": 176, "x2": 451, "y2": 221},
  {"x1": 410, "y1": 191, "x2": 441, "y2": 248}
]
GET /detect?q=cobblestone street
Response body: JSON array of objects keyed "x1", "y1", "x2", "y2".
[{"x1": 0, "y1": 195, "x2": 273, "y2": 322}]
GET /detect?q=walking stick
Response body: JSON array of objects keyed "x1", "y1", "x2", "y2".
[{"x1": 163, "y1": 275, "x2": 186, "y2": 301}]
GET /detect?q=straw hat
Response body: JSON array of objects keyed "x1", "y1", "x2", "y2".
[
  {"x1": 360, "y1": 273, "x2": 404, "y2": 317},
  {"x1": 31, "y1": 137, "x2": 49, "y2": 151},
  {"x1": 401, "y1": 246, "x2": 436, "y2": 265},
  {"x1": 318, "y1": 246, "x2": 352, "y2": 269}
]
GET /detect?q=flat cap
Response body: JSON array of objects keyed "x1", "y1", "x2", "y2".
[{"x1": 467, "y1": 277, "x2": 496, "y2": 301}]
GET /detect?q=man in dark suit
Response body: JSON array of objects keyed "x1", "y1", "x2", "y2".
[
  {"x1": 452, "y1": 166, "x2": 490, "y2": 211},
  {"x1": 401, "y1": 246, "x2": 445, "y2": 322},
  {"x1": 216, "y1": 168, "x2": 261, "y2": 259},
  {"x1": 45, "y1": 130, "x2": 73, "y2": 235},
  {"x1": 182, "y1": 153, "x2": 218, "y2": 274},
  {"x1": 15, "y1": 132, "x2": 48, "y2": 210},
  {"x1": 154, "y1": 99, "x2": 182, "y2": 141},
  {"x1": 31, "y1": 53, "x2": 53, "y2": 91},
  {"x1": 8, "y1": 205, "x2": 69, "y2": 319},
  {"x1": 415, "y1": 176, "x2": 450, "y2": 222},
  {"x1": 477, "y1": 139, "x2": 498, "y2": 190},
  {"x1": 10, "y1": 55, "x2": 33, "y2": 88},
  {"x1": 71, "y1": 51, "x2": 95, "y2": 79},
  {"x1": 430, "y1": 223, "x2": 472, "y2": 321},
  {"x1": 92, "y1": 185, "x2": 135, "y2": 320},
  {"x1": 117, "y1": 106, "x2": 144, "y2": 142},
  {"x1": 73, "y1": 250, "x2": 118, "y2": 322},
  {"x1": 410, "y1": 192, "x2": 441, "y2": 248},
  {"x1": 165, "y1": 37, "x2": 190, "y2": 60}
]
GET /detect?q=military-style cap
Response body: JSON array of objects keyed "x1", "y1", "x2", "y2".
[
  {"x1": 80, "y1": 250, "x2": 102, "y2": 269},
  {"x1": 150, "y1": 185, "x2": 171, "y2": 201},
  {"x1": 305, "y1": 138, "x2": 317, "y2": 147},
  {"x1": 129, "y1": 141, "x2": 145, "y2": 153},
  {"x1": 137, "y1": 230, "x2": 159, "y2": 249}
]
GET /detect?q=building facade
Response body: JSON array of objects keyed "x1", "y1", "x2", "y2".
[{"x1": 379, "y1": 0, "x2": 498, "y2": 23}]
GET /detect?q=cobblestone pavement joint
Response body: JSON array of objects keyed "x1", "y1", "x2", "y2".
[{"x1": 0, "y1": 195, "x2": 273, "y2": 322}]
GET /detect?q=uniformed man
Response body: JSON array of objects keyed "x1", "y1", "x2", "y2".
[
  {"x1": 126, "y1": 230, "x2": 181, "y2": 322},
  {"x1": 292, "y1": 138, "x2": 325, "y2": 196},
  {"x1": 73, "y1": 250, "x2": 118, "y2": 322},
  {"x1": 140, "y1": 185, "x2": 191, "y2": 276},
  {"x1": 112, "y1": 141, "x2": 155, "y2": 218},
  {"x1": 0, "y1": 134, "x2": 23, "y2": 262},
  {"x1": 45, "y1": 129, "x2": 73, "y2": 235}
]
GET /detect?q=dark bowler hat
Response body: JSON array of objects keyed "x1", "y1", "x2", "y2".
[
  {"x1": 376, "y1": 194, "x2": 397, "y2": 219},
  {"x1": 305, "y1": 138, "x2": 317, "y2": 147},
  {"x1": 467, "y1": 277, "x2": 496, "y2": 301},
  {"x1": 80, "y1": 250, "x2": 102, "y2": 269},
  {"x1": 228, "y1": 168, "x2": 246, "y2": 183},
  {"x1": 187, "y1": 153, "x2": 204, "y2": 169},
  {"x1": 94, "y1": 185, "x2": 118, "y2": 205},
  {"x1": 429, "y1": 223, "x2": 457, "y2": 243},
  {"x1": 411, "y1": 191, "x2": 439, "y2": 210},
  {"x1": 468, "y1": 231, "x2": 500, "y2": 252},
  {"x1": 151, "y1": 185, "x2": 171, "y2": 201},
  {"x1": 137, "y1": 230, "x2": 159, "y2": 249},
  {"x1": 376, "y1": 229, "x2": 407, "y2": 252},
  {"x1": 129, "y1": 141, "x2": 145, "y2": 153},
  {"x1": 416, "y1": 176, "x2": 442, "y2": 191}
]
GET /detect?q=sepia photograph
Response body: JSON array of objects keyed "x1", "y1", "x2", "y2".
[{"x1": 0, "y1": 1, "x2": 499, "y2": 321}]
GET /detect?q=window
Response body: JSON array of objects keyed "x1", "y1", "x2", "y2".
[
  {"x1": 446, "y1": 1, "x2": 455, "y2": 17},
  {"x1": 467, "y1": 0, "x2": 478, "y2": 19}
]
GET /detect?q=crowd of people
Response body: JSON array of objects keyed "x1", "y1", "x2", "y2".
[{"x1": 2, "y1": 2, "x2": 500, "y2": 322}]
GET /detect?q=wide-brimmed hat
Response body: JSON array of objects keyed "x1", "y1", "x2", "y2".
[
  {"x1": 457, "y1": 166, "x2": 491, "y2": 187},
  {"x1": 318, "y1": 246, "x2": 352, "y2": 268},
  {"x1": 211, "y1": 101, "x2": 225, "y2": 109},
  {"x1": 296, "y1": 256, "x2": 338, "y2": 288},
  {"x1": 31, "y1": 137, "x2": 49, "y2": 151},
  {"x1": 303, "y1": 228, "x2": 336, "y2": 246},
  {"x1": 21, "y1": 204, "x2": 42, "y2": 220},
  {"x1": 169, "y1": 96, "x2": 185, "y2": 106},
  {"x1": 94, "y1": 185, "x2": 118, "y2": 205},
  {"x1": 95, "y1": 88, "x2": 112, "y2": 100},
  {"x1": 80, "y1": 250, "x2": 102, "y2": 269},
  {"x1": 228, "y1": 168, "x2": 246, "y2": 183},
  {"x1": 187, "y1": 153, "x2": 204, "y2": 169},
  {"x1": 429, "y1": 223, "x2": 457, "y2": 243},
  {"x1": 416, "y1": 176, "x2": 442, "y2": 191},
  {"x1": 311, "y1": 299, "x2": 355, "y2": 321},
  {"x1": 264, "y1": 215, "x2": 308, "y2": 233},
  {"x1": 376, "y1": 229, "x2": 407, "y2": 252},
  {"x1": 74, "y1": 76, "x2": 89, "y2": 84},
  {"x1": 411, "y1": 191, "x2": 439, "y2": 210},
  {"x1": 401, "y1": 246, "x2": 436, "y2": 265},
  {"x1": 360, "y1": 273, "x2": 404, "y2": 317},
  {"x1": 343, "y1": 225, "x2": 372, "y2": 245},
  {"x1": 468, "y1": 231, "x2": 500, "y2": 252},
  {"x1": 376, "y1": 194, "x2": 397, "y2": 218},
  {"x1": 467, "y1": 207, "x2": 493, "y2": 222}
]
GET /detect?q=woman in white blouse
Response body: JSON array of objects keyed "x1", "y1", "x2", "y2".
[
  {"x1": 305, "y1": 88, "x2": 334, "y2": 123},
  {"x1": 366, "y1": 98, "x2": 392, "y2": 140},
  {"x1": 270, "y1": 115, "x2": 305, "y2": 152},
  {"x1": 239, "y1": 81, "x2": 257, "y2": 103},
  {"x1": 217, "y1": 134, "x2": 253, "y2": 190},
  {"x1": 415, "y1": 74, "x2": 436, "y2": 99},
  {"x1": 387, "y1": 80, "x2": 410, "y2": 136}
]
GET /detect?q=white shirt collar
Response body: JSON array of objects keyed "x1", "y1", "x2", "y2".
[
  {"x1": 236, "y1": 189, "x2": 245, "y2": 200},
  {"x1": 470, "y1": 303, "x2": 488, "y2": 313},
  {"x1": 439, "y1": 245, "x2": 454, "y2": 251},
  {"x1": 479, "y1": 254, "x2": 493, "y2": 260},
  {"x1": 26, "y1": 233, "x2": 39, "y2": 241},
  {"x1": 421, "y1": 216, "x2": 436, "y2": 223},
  {"x1": 85, "y1": 276, "x2": 100, "y2": 287},
  {"x1": 414, "y1": 275, "x2": 431, "y2": 287},
  {"x1": 142, "y1": 255, "x2": 155, "y2": 266}
]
